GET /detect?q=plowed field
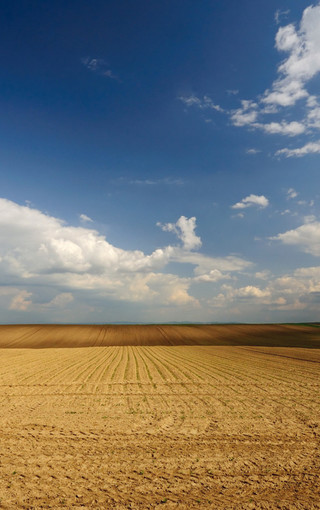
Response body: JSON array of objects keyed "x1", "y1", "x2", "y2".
[
  {"x1": 1, "y1": 323, "x2": 320, "y2": 348},
  {"x1": 0, "y1": 325, "x2": 319, "y2": 508}
]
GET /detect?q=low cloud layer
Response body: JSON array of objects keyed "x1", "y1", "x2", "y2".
[
  {"x1": 0, "y1": 198, "x2": 249, "y2": 320},
  {"x1": 2, "y1": 198, "x2": 320, "y2": 322}
]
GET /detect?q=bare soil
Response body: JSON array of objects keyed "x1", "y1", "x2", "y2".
[
  {"x1": 1, "y1": 323, "x2": 320, "y2": 348},
  {"x1": 0, "y1": 325, "x2": 319, "y2": 508}
]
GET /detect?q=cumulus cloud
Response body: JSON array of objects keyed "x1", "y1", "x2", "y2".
[
  {"x1": 229, "y1": 4, "x2": 320, "y2": 156},
  {"x1": 231, "y1": 100, "x2": 258, "y2": 127},
  {"x1": 255, "y1": 121, "x2": 306, "y2": 136},
  {"x1": 263, "y1": 5, "x2": 320, "y2": 109},
  {"x1": 0, "y1": 198, "x2": 251, "y2": 317},
  {"x1": 9, "y1": 290, "x2": 32, "y2": 311},
  {"x1": 157, "y1": 216, "x2": 202, "y2": 251},
  {"x1": 177, "y1": 5, "x2": 320, "y2": 158},
  {"x1": 194, "y1": 269, "x2": 230, "y2": 283},
  {"x1": 271, "y1": 219, "x2": 320, "y2": 256},
  {"x1": 255, "y1": 270, "x2": 271, "y2": 280},
  {"x1": 209, "y1": 263, "x2": 320, "y2": 315},
  {"x1": 287, "y1": 188, "x2": 298, "y2": 199},
  {"x1": 276, "y1": 140, "x2": 320, "y2": 157},
  {"x1": 235, "y1": 285, "x2": 271, "y2": 299},
  {"x1": 231, "y1": 194, "x2": 269, "y2": 210}
]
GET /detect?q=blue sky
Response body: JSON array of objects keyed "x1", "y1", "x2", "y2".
[{"x1": 1, "y1": 0, "x2": 320, "y2": 323}]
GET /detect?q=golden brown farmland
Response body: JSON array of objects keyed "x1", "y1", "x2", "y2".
[
  {"x1": 1, "y1": 323, "x2": 320, "y2": 348},
  {"x1": 0, "y1": 325, "x2": 319, "y2": 509}
]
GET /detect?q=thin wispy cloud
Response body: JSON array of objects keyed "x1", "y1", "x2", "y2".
[
  {"x1": 274, "y1": 9, "x2": 290, "y2": 25},
  {"x1": 276, "y1": 140, "x2": 320, "y2": 158},
  {"x1": 79, "y1": 213, "x2": 93, "y2": 223},
  {"x1": 115, "y1": 177, "x2": 185, "y2": 186},
  {"x1": 246, "y1": 148, "x2": 260, "y2": 155},
  {"x1": 178, "y1": 95, "x2": 224, "y2": 113},
  {"x1": 82, "y1": 57, "x2": 119, "y2": 81}
]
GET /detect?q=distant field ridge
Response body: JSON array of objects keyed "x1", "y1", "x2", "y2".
[{"x1": 0, "y1": 324, "x2": 320, "y2": 348}]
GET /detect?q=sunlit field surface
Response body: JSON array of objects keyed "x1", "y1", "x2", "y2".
[{"x1": 0, "y1": 325, "x2": 319, "y2": 509}]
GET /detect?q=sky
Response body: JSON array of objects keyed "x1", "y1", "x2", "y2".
[{"x1": 1, "y1": 0, "x2": 320, "y2": 323}]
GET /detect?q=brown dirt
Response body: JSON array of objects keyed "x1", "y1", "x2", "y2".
[
  {"x1": 0, "y1": 323, "x2": 320, "y2": 348},
  {"x1": 0, "y1": 327, "x2": 319, "y2": 508}
]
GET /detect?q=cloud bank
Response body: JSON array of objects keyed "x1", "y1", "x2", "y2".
[
  {"x1": 0, "y1": 198, "x2": 250, "y2": 320},
  {"x1": 2, "y1": 198, "x2": 320, "y2": 322}
]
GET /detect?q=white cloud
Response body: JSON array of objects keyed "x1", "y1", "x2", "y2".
[
  {"x1": 246, "y1": 148, "x2": 260, "y2": 154},
  {"x1": 231, "y1": 194, "x2": 269, "y2": 210},
  {"x1": 271, "y1": 219, "x2": 320, "y2": 256},
  {"x1": 115, "y1": 176, "x2": 184, "y2": 186},
  {"x1": 255, "y1": 120, "x2": 306, "y2": 136},
  {"x1": 178, "y1": 6, "x2": 320, "y2": 159},
  {"x1": 0, "y1": 198, "x2": 251, "y2": 314},
  {"x1": 178, "y1": 95, "x2": 224, "y2": 113},
  {"x1": 255, "y1": 270, "x2": 271, "y2": 280},
  {"x1": 209, "y1": 263, "x2": 320, "y2": 313},
  {"x1": 307, "y1": 104, "x2": 320, "y2": 128},
  {"x1": 235, "y1": 285, "x2": 271, "y2": 299},
  {"x1": 275, "y1": 9, "x2": 290, "y2": 25},
  {"x1": 264, "y1": 5, "x2": 320, "y2": 108},
  {"x1": 46, "y1": 293, "x2": 74, "y2": 308},
  {"x1": 9, "y1": 290, "x2": 32, "y2": 311},
  {"x1": 178, "y1": 95, "x2": 202, "y2": 107},
  {"x1": 157, "y1": 216, "x2": 202, "y2": 251},
  {"x1": 129, "y1": 177, "x2": 184, "y2": 186},
  {"x1": 82, "y1": 57, "x2": 118, "y2": 80},
  {"x1": 79, "y1": 214, "x2": 93, "y2": 223},
  {"x1": 287, "y1": 188, "x2": 298, "y2": 199},
  {"x1": 229, "y1": 4, "x2": 320, "y2": 155},
  {"x1": 231, "y1": 100, "x2": 258, "y2": 126},
  {"x1": 276, "y1": 140, "x2": 320, "y2": 157},
  {"x1": 194, "y1": 269, "x2": 230, "y2": 283},
  {"x1": 183, "y1": 252, "x2": 250, "y2": 274}
]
